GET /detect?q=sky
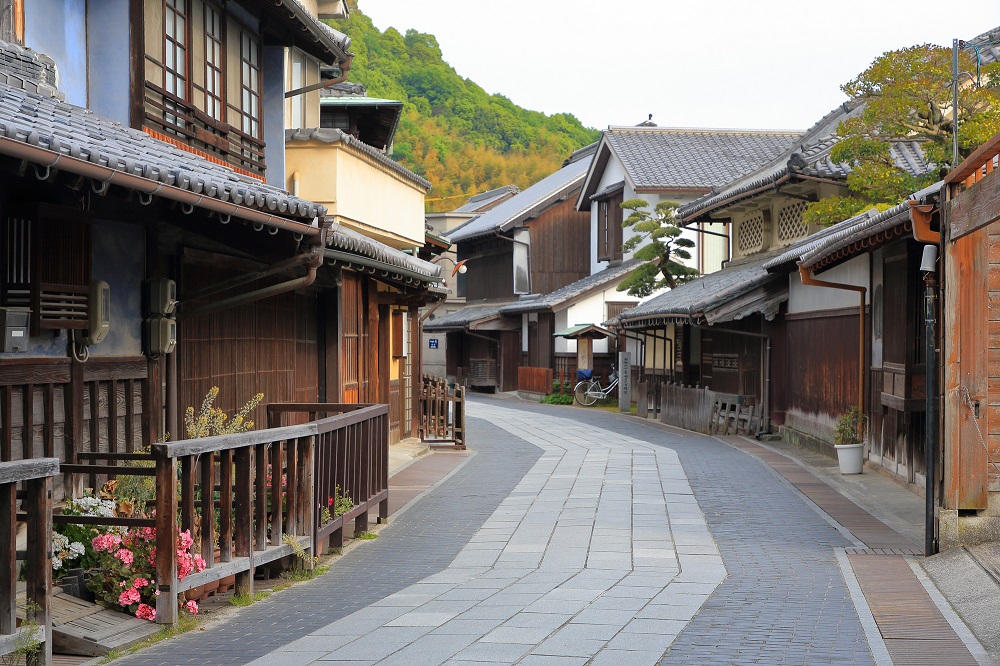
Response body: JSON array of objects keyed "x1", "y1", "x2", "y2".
[{"x1": 357, "y1": 1, "x2": 1000, "y2": 132}]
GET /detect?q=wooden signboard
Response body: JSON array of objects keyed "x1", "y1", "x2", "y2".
[{"x1": 950, "y1": 165, "x2": 1000, "y2": 241}]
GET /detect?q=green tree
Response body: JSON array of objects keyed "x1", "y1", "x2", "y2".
[
  {"x1": 805, "y1": 43, "x2": 1000, "y2": 226},
  {"x1": 617, "y1": 199, "x2": 698, "y2": 297}
]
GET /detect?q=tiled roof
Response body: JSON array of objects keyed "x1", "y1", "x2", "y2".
[
  {"x1": 326, "y1": 224, "x2": 443, "y2": 282},
  {"x1": 500, "y1": 259, "x2": 645, "y2": 314},
  {"x1": 966, "y1": 26, "x2": 1000, "y2": 65},
  {"x1": 678, "y1": 102, "x2": 935, "y2": 223},
  {"x1": 423, "y1": 301, "x2": 516, "y2": 331},
  {"x1": 0, "y1": 41, "x2": 61, "y2": 100},
  {"x1": 447, "y1": 152, "x2": 593, "y2": 243},
  {"x1": 617, "y1": 252, "x2": 785, "y2": 325},
  {"x1": 764, "y1": 181, "x2": 943, "y2": 273},
  {"x1": 285, "y1": 128, "x2": 431, "y2": 189},
  {"x1": 0, "y1": 69, "x2": 326, "y2": 222},
  {"x1": 280, "y1": 0, "x2": 352, "y2": 64},
  {"x1": 454, "y1": 186, "x2": 520, "y2": 214},
  {"x1": 604, "y1": 127, "x2": 801, "y2": 190}
]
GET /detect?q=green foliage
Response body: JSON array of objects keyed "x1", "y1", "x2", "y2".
[
  {"x1": 354, "y1": 531, "x2": 378, "y2": 540},
  {"x1": 0, "y1": 599, "x2": 42, "y2": 666},
  {"x1": 805, "y1": 43, "x2": 1000, "y2": 226},
  {"x1": 540, "y1": 393, "x2": 574, "y2": 405},
  {"x1": 802, "y1": 198, "x2": 894, "y2": 228},
  {"x1": 617, "y1": 199, "x2": 698, "y2": 297},
  {"x1": 833, "y1": 406, "x2": 867, "y2": 445},
  {"x1": 332, "y1": 8, "x2": 599, "y2": 211}
]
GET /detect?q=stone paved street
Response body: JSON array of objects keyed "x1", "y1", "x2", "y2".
[{"x1": 114, "y1": 396, "x2": 978, "y2": 665}]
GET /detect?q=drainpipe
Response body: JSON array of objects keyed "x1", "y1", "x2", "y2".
[
  {"x1": 0, "y1": 138, "x2": 322, "y2": 236},
  {"x1": 798, "y1": 263, "x2": 867, "y2": 440},
  {"x1": 177, "y1": 241, "x2": 326, "y2": 320}
]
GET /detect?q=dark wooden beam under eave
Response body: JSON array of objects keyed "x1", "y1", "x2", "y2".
[{"x1": 129, "y1": 0, "x2": 145, "y2": 129}]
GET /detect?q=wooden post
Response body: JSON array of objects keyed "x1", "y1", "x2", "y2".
[
  {"x1": 254, "y1": 444, "x2": 267, "y2": 551},
  {"x1": 233, "y1": 448, "x2": 253, "y2": 597},
  {"x1": 154, "y1": 455, "x2": 178, "y2": 624},
  {"x1": 200, "y1": 452, "x2": 215, "y2": 567},
  {"x1": 298, "y1": 436, "x2": 314, "y2": 568},
  {"x1": 270, "y1": 441, "x2": 283, "y2": 547},
  {"x1": 24, "y1": 475, "x2": 52, "y2": 666},
  {"x1": 0, "y1": 479, "x2": 14, "y2": 638},
  {"x1": 180, "y1": 456, "x2": 195, "y2": 535},
  {"x1": 219, "y1": 449, "x2": 233, "y2": 562}
]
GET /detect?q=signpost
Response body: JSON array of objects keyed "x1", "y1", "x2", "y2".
[
  {"x1": 429, "y1": 338, "x2": 438, "y2": 349},
  {"x1": 619, "y1": 352, "x2": 631, "y2": 413}
]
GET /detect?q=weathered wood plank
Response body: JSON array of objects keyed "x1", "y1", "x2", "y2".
[
  {"x1": 0, "y1": 359, "x2": 70, "y2": 387},
  {"x1": 0, "y1": 459, "x2": 60, "y2": 484},
  {"x1": 80, "y1": 357, "x2": 148, "y2": 382},
  {"x1": 951, "y1": 166, "x2": 1000, "y2": 240}
]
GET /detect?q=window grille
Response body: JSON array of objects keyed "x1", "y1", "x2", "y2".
[
  {"x1": 737, "y1": 211, "x2": 765, "y2": 254},
  {"x1": 777, "y1": 201, "x2": 808, "y2": 242}
]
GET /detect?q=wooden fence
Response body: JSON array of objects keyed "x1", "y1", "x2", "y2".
[
  {"x1": 517, "y1": 367, "x2": 553, "y2": 395},
  {"x1": 59, "y1": 403, "x2": 388, "y2": 626},
  {"x1": 418, "y1": 375, "x2": 466, "y2": 449},
  {"x1": 2, "y1": 457, "x2": 59, "y2": 666}
]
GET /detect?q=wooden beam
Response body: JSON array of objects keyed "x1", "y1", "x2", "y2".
[{"x1": 950, "y1": 165, "x2": 1000, "y2": 241}]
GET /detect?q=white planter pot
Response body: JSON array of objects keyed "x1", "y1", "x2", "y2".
[{"x1": 835, "y1": 443, "x2": 864, "y2": 474}]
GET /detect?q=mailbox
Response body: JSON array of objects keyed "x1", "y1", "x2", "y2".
[{"x1": 1, "y1": 307, "x2": 30, "y2": 353}]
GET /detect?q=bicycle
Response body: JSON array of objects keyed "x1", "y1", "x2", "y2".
[{"x1": 573, "y1": 372, "x2": 619, "y2": 406}]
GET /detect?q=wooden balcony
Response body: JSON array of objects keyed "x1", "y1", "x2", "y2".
[{"x1": 143, "y1": 81, "x2": 266, "y2": 177}]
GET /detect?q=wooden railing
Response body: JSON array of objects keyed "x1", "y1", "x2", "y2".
[
  {"x1": 418, "y1": 376, "x2": 466, "y2": 449},
  {"x1": 267, "y1": 404, "x2": 389, "y2": 557},
  {"x1": 517, "y1": 367, "x2": 553, "y2": 395},
  {"x1": 2, "y1": 458, "x2": 58, "y2": 666},
  {"x1": 144, "y1": 81, "x2": 266, "y2": 176}
]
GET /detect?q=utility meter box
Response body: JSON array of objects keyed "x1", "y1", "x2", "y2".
[
  {"x1": 146, "y1": 279, "x2": 177, "y2": 315},
  {"x1": 1, "y1": 307, "x2": 30, "y2": 353},
  {"x1": 144, "y1": 316, "x2": 176, "y2": 355}
]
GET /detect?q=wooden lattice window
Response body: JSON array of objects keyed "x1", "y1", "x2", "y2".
[
  {"x1": 737, "y1": 211, "x2": 765, "y2": 254},
  {"x1": 606, "y1": 301, "x2": 633, "y2": 321},
  {"x1": 1, "y1": 204, "x2": 92, "y2": 334},
  {"x1": 163, "y1": 0, "x2": 189, "y2": 131},
  {"x1": 202, "y1": 3, "x2": 224, "y2": 121},
  {"x1": 777, "y1": 201, "x2": 808, "y2": 242},
  {"x1": 238, "y1": 30, "x2": 261, "y2": 139}
]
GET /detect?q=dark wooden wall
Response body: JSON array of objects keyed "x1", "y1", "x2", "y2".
[
  {"x1": 527, "y1": 313, "x2": 554, "y2": 369},
  {"x1": 179, "y1": 252, "x2": 319, "y2": 432},
  {"x1": 461, "y1": 239, "x2": 514, "y2": 301},
  {"x1": 698, "y1": 318, "x2": 765, "y2": 401},
  {"x1": 527, "y1": 198, "x2": 591, "y2": 296},
  {"x1": 782, "y1": 309, "x2": 861, "y2": 437}
]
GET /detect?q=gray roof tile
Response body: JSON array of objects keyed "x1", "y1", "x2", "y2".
[
  {"x1": 500, "y1": 259, "x2": 645, "y2": 314},
  {"x1": 326, "y1": 224, "x2": 442, "y2": 280},
  {"x1": 447, "y1": 153, "x2": 593, "y2": 243},
  {"x1": 453, "y1": 186, "x2": 520, "y2": 214},
  {"x1": 604, "y1": 127, "x2": 801, "y2": 190},
  {"x1": 0, "y1": 56, "x2": 325, "y2": 221},
  {"x1": 423, "y1": 301, "x2": 516, "y2": 331},
  {"x1": 286, "y1": 127, "x2": 431, "y2": 189}
]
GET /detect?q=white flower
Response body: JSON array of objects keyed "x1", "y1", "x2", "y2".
[
  {"x1": 52, "y1": 555, "x2": 63, "y2": 571},
  {"x1": 52, "y1": 533, "x2": 69, "y2": 550},
  {"x1": 69, "y1": 542, "x2": 85, "y2": 557}
]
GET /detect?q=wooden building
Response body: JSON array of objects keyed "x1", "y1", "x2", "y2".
[{"x1": 425, "y1": 146, "x2": 596, "y2": 391}]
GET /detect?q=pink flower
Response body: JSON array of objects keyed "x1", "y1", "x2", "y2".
[
  {"x1": 135, "y1": 604, "x2": 156, "y2": 621},
  {"x1": 178, "y1": 530, "x2": 194, "y2": 551},
  {"x1": 184, "y1": 599, "x2": 199, "y2": 615},
  {"x1": 193, "y1": 555, "x2": 207, "y2": 571},
  {"x1": 92, "y1": 533, "x2": 122, "y2": 552},
  {"x1": 118, "y1": 587, "x2": 141, "y2": 607},
  {"x1": 328, "y1": 497, "x2": 334, "y2": 507},
  {"x1": 133, "y1": 577, "x2": 149, "y2": 588},
  {"x1": 115, "y1": 548, "x2": 134, "y2": 566}
]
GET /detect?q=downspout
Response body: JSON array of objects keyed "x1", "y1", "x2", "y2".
[
  {"x1": 798, "y1": 263, "x2": 867, "y2": 440},
  {"x1": 0, "y1": 138, "x2": 322, "y2": 237},
  {"x1": 177, "y1": 239, "x2": 327, "y2": 320}
]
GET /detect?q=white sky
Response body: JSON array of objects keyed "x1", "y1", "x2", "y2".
[{"x1": 356, "y1": 1, "x2": 1000, "y2": 132}]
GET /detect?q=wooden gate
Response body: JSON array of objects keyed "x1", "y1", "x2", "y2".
[{"x1": 418, "y1": 375, "x2": 465, "y2": 449}]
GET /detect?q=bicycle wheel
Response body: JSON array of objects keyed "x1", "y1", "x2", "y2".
[{"x1": 574, "y1": 380, "x2": 599, "y2": 406}]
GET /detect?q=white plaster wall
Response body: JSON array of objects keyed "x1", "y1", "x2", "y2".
[{"x1": 787, "y1": 254, "x2": 870, "y2": 314}]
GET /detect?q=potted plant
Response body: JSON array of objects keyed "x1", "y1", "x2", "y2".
[{"x1": 833, "y1": 405, "x2": 867, "y2": 474}]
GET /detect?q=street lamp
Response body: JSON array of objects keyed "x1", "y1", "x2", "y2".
[{"x1": 921, "y1": 243, "x2": 939, "y2": 556}]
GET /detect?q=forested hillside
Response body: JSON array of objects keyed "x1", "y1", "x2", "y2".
[{"x1": 333, "y1": 5, "x2": 600, "y2": 211}]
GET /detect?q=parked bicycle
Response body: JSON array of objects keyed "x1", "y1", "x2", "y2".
[{"x1": 573, "y1": 370, "x2": 619, "y2": 406}]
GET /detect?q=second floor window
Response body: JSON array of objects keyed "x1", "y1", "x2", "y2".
[
  {"x1": 164, "y1": 0, "x2": 188, "y2": 100},
  {"x1": 597, "y1": 191, "x2": 624, "y2": 262},
  {"x1": 239, "y1": 31, "x2": 261, "y2": 138},
  {"x1": 203, "y1": 4, "x2": 223, "y2": 121}
]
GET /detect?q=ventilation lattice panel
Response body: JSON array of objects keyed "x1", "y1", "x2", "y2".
[
  {"x1": 738, "y1": 211, "x2": 764, "y2": 254},
  {"x1": 777, "y1": 201, "x2": 808, "y2": 242}
]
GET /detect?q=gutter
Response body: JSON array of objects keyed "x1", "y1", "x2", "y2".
[
  {"x1": 0, "y1": 136, "x2": 321, "y2": 237},
  {"x1": 324, "y1": 248, "x2": 443, "y2": 286},
  {"x1": 798, "y1": 262, "x2": 866, "y2": 437},
  {"x1": 178, "y1": 241, "x2": 326, "y2": 320}
]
